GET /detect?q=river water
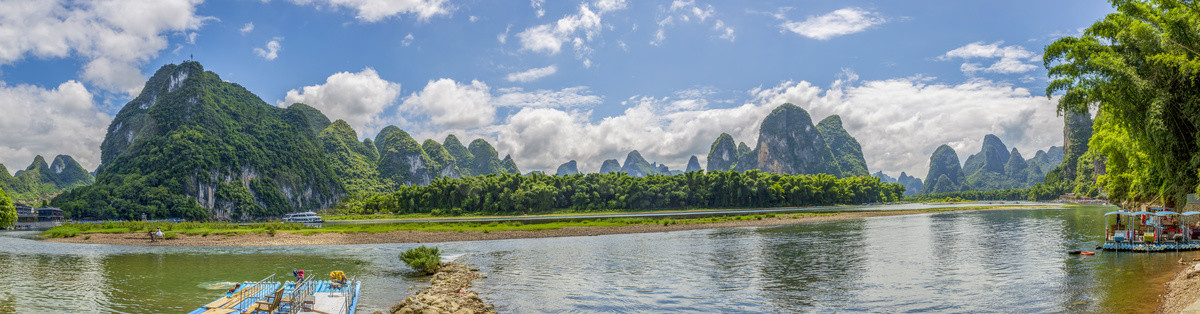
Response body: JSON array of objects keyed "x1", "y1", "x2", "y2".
[{"x1": 0, "y1": 205, "x2": 1188, "y2": 313}]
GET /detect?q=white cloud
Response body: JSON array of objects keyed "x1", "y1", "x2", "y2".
[
  {"x1": 469, "y1": 15, "x2": 478, "y2": 22},
  {"x1": 489, "y1": 75, "x2": 1062, "y2": 178},
  {"x1": 240, "y1": 22, "x2": 255, "y2": 34},
  {"x1": 402, "y1": 33, "x2": 414, "y2": 46},
  {"x1": 779, "y1": 7, "x2": 886, "y2": 40},
  {"x1": 593, "y1": 0, "x2": 627, "y2": 13},
  {"x1": 940, "y1": 41, "x2": 1038, "y2": 74},
  {"x1": 288, "y1": 0, "x2": 454, "y2": 22},
  {"x1": 530, "y1": 0, "x2": 546, "y2": 18},
  {"x1": 0, "y1": 0, "x2": 212, "y2": 96},
  {"x1": 280, "y1": 68, "x2": 401, "y2": 137},
  {"x1": 652, "y1": 0, "x2": 734, "y2": 45},
  {"x1": 494, "y1": 86, "x2": 603, "y2": 108},
  {"x1": 750, "y1": 76, "x2": 1062, "y2": 179},
  {"x1": 254, "y1": 38, "x2": 282, "y2": 60},
  {"x1": 505, "y1": 65, "x2": 558, "y2": 82},
  {"x1": 517, "y1": 3, "x2": 603, "y2": 55},
  {"x1": 0, "y1": 81, "x2": 111, "y2": 172},
  {"x1": 402, "y1": 79, "x2": 496, "y2": 128},
  {"x1": 498, "y1": 24, "x2": 511, "y2": 44}
]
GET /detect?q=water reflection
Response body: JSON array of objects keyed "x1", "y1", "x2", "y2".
[{"x1": 0, "y1": 206, "x2": 1190, "y2": 313}]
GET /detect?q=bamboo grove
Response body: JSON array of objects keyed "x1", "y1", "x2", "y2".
[{"x1": 340, "y1": 171, "x2": 906, "y2": 215}]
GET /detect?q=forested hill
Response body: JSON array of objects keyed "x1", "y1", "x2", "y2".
[
  {"x1": 51, "y1": 62, "x2": 521, "y2": 220},
  {"x1": 0, "y1": 155, "x2": 94, "y2": 203}
]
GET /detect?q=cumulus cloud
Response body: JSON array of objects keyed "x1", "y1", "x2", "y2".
[
  {"x1": 490, "y1": 76, "x2": 1062, "y2": 178},
  {"x1": 402, "y1": 79, "x2": 496, "y2": 128},
  {"x1": 652, "y1": 0, "x2": 734, "y2": 45},
  {"x1": 0, "y1": 0, "x2": 211, "y2": 95},
  {"x1": 280, "y1": 68, "x2": 402, "y2": 137},
  {"x1": 254, "y1": 38, "x2": 282, "y2": 60},
  {"x1": 402, "y1": 33, "x2": 414, "y2": 46},
  {"x1": 288, "y1": 0, "x2": 453, "y2": 22},
  {"x1": 940, "y1": 41, "x2": 1038, "y2": 74},
  {"x1": 750, "y1": 75, "x2": 1062, "y2": 178},
  {"x1": 494, "y1": 86, "x2": 602, "y2": 108},
  {"x1": 240, "y1": 22, "x2": 255, "y2": 34},
  {"x1": 779, "y1": 7, "x2": 885, "y2": 40},
  {"x1": 517, "y1": 3, "x2": 602, "y2": 55},
  {"x1": 505, "y1": 65, "x2": 558, "y2": 82},
  {"x1": 0, "y1": 81, "x2": 111, "y2": 172},
  {"x1": 530, "y1": 0, "x2": 546, "y2": 18}
]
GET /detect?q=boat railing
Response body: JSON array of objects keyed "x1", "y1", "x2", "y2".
[
  {"x1": 338, "y1": 276, "x2": 358, "y2": 314},
  {"x1": 283, "y1": 276, "x2": 316, "y2": 314}
]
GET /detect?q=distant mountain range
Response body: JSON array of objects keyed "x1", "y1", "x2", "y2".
[
  {"x1": 0, "y1": 155, "x2": 94, "y2": 203},
  {"x1": 921, "y1": 136, "x2": 1065, "y2": 194}
]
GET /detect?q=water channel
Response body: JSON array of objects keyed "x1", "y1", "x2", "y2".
[{"x1": 0, "y1": 205, "x2": 1185, "y2": 313}]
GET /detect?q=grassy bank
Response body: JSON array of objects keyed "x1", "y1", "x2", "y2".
[{"x1": 43, "y1": 212, "x2": 841, "y2": 239}]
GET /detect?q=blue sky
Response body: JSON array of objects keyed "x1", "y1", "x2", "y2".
[{"x1": 0, "y1": 0, "x2": 1114, "y2": 179}]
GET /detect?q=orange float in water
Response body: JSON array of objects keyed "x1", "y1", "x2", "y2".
[{"x1": 1080, "y1": 251, "x2": 1095, "y2": 255}]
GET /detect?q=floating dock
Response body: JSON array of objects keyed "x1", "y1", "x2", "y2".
[{"x1": 189, "y1": 276, "x2": 360, "y2": 314}]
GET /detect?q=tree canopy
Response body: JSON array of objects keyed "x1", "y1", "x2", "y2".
[{"x1": 1045, "y1": 0, "x2": 1200, "y2": 206}]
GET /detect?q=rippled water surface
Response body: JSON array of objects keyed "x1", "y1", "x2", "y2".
[{"x1": 0, "y1": 205, "x2": 1187, "y2": 313}]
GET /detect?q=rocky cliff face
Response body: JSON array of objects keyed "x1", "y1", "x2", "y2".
[
  {"x1": 422, "y1": 140, "x2": 461, "y2": 179},
  {"x1": 621, "y1": 150, "x2": 656, "y2": 177},
  {"x1": 922, "y1": 145, "x2": 966, "y2": 194},
  {"x1": 685, "y1": 156, "x2": 702, "y2": 172},
  {"x1": 706, "y1": 133, "x2": 739, "y2": 172},
  {"x1": 1061, "y1": 109, "x2": 1093, "y2": 181},
  {"x1": 742, "y1": 103, "x2": 837, "y2": 175},
  {"x1": 817, "y1": 115, "x2": 869, "y2": 177},
  {"x1": 556, "y1": 160, "x2": 580, "y2": 176},
  {"x1": 378, "y1": 128, "x2": 435, "y2": 186},
  {"x1": 599, "y1": 159, "x2": 621, "y2": 174}
]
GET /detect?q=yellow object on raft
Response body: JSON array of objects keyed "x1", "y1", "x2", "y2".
[
  {"x1": 330, "y1": 270, "x2": 347, "y2": 282},
  {"x1": 1144, "y1": 232, "x2": 1155, "y2": 242}
]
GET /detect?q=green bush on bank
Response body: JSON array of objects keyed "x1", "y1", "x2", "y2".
[{"x1": 400, "y1": 245, "x2": 442, "y2": 274}]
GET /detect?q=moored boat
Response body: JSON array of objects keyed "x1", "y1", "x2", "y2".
[
  {"x1": 282, "y1": 212, "x2": 325, "y2": 224},
  {"x1": 190, "y1": 272, "x2": 359, "y2": 314},
  {"x1": 1101, "y1": 207, "x2": 1200, "y2": 252}
]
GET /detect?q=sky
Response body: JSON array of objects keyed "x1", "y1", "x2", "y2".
[{"x1": 0, "y1": 0, "x2": 1116, "y2": 180}]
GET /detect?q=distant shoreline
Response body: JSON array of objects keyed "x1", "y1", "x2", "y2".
[{"x1": 44, "y1": 205, "x2": 1054, "y2": 247}]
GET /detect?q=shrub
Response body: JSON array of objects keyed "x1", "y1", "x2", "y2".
[
  {"x1": 163, "y1": 232, "x2": 178, "y2": 240},
  {"x1": 43, "y1": 226, "x2": 81, "y2": 238},
  {"x1": 400, "y1": 245, "x2": 442, "y2": 274}
]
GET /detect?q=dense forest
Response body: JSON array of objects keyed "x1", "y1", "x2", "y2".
[
  {"x1": 340, "y1": 170, "x2": 905, "y2": 215},
  {"x1": 1043, "y1": 0, "x2": 1200, "y2": 208}
]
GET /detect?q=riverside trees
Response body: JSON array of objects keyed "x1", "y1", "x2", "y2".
[
  {"x1": 341, "y1": 171, "x2": 904, "y2": 215},
  {"x1": 1044, "y1": 0, "x2": 1200, "y2": 207}
]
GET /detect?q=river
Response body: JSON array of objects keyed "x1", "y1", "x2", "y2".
[{"x1": 0, "y1": 205, "x2": 1188, "y2": 313}]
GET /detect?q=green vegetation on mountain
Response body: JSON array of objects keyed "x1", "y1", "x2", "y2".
[
  {"x1": 957, "y1": 135, "x2": 1052, "y2": 190},
  {"x1": 53, "y1": 62, "x2": 342, "y2": 220},
  {"x1": 897, "y1": 172, "x2": 924, "y2": 196},
  {"x1": 422, "y1": 139, "x2": 461, "y2": 179},
  {"x1": 467, "y1": 139, "x2": 505, "y2": 176},
  {"x1": 0, "y1": 155, "x2": 95, "y2": 203},
  {"x1": 706, "y1": 133, "x2": 740, "y2": 172},
  {"x1": 442, "y1": 135, "x2": 474, "y2": 177},
  {"x1": 502, "y1": 155, "x2": 520, "y2": 174},
  {"x1": 816, "y1": 115, "x2": 869, "y2": 177},
  {"x1": 319, "y1": 120, "x2": 388, "y2": 196},
  {"x1": 1042, "y1": 0, "x2": 1200, "y2": 206},
  {"x1": 288, "y1": 103, "x2": 332, "y2": 136},
  {"x1": 739, "y1": 104, "x2": 838, "y2": 175},
  {"x1": 922, "y1": 145, "x2": 966, "y2": 194},
  {"x1": 620, "y1": 150, "x2": 657, "y2": 177},
  {"x1": 599, "y1": 159, "x2": 621, "y2": 174},
  {"x1": 378, "y1": 128, "x2": 435, "y2": 186},
  {"x1": 344, "y1": 170, "x2": 904, "y2": 215}
]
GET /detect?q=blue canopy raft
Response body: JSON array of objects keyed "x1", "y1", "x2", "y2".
[
  {"x1": 1101, "y1": 208, "x2": 1200, "y2": 252},
  {"x1": 189, "y1": 271, "x2": 360, "y2": 314}
]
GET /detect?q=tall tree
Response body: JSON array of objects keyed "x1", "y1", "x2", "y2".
[
  {"x1": 1045, "y1": 0, "x2": 1200, "y2": 206},
  {"x1": 0, "y1": 187, "x2": 14, "y2": 228}
]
